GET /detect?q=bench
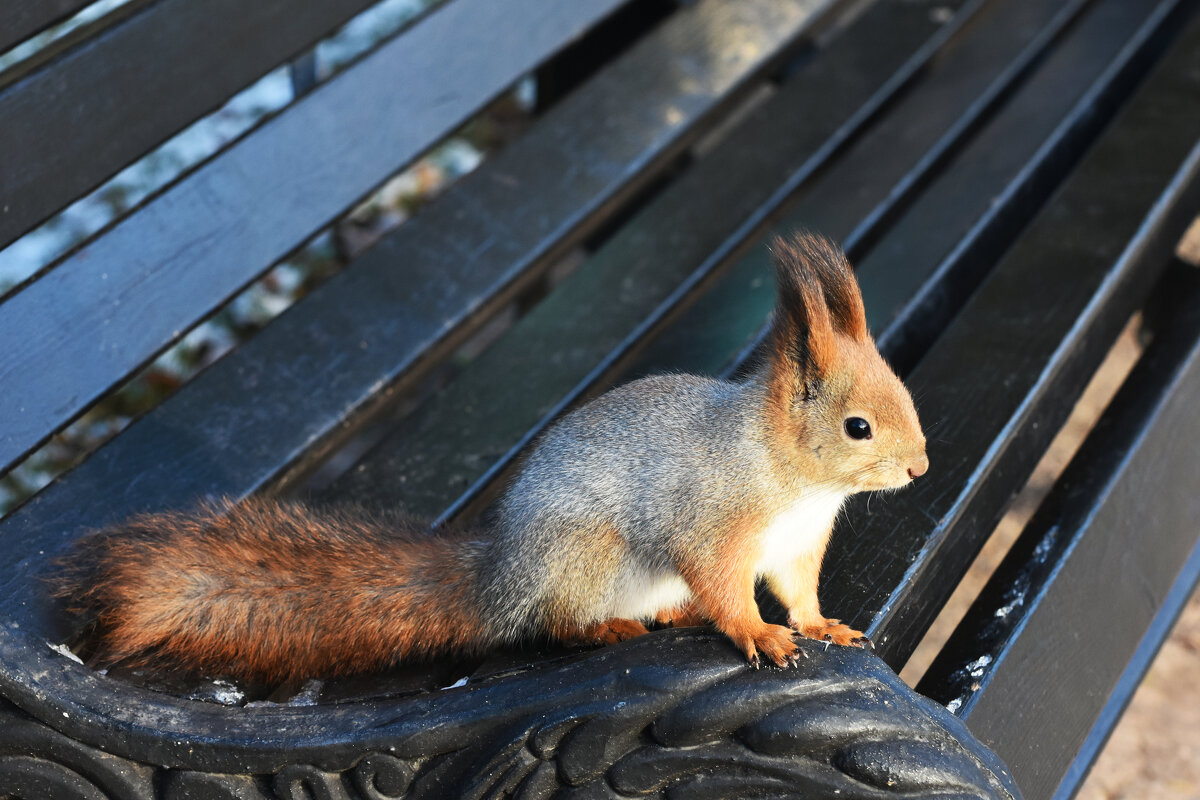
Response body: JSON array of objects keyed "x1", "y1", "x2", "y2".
[{"x1": 2, "y1": 0, "x2": 1199, "y2": 797}]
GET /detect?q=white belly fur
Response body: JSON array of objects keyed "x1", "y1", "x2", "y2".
[
  {"x1": 601, "y1": 489, "x2": 847, "y2": 621},
  {"x1": 755, "y1": 489, "x2": 847, "y2": 574},
  {"x1": 609, "y1": 563, "x2": 693, "y2": 621}
]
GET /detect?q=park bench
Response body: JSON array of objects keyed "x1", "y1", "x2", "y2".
[{"x1": 2, "y1": 0, "x2": 1200, "y2": 797}]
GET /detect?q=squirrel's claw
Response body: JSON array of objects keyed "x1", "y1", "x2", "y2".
[{"x1": 737, "y1": 624, "x2": 799, "y2": 668}]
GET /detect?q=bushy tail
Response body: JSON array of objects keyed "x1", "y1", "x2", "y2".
[{"x1": 50, "y1": 498, "x2": 494, "y2": 683}]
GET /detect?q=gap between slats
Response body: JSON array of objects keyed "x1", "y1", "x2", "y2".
[{"x1": 899, "y1": 313, "x2": 1145, "y2": 688}]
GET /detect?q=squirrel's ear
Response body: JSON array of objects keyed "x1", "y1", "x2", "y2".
[
  {"x1": 784, "y1": 231, "x2": 869, "y2": 342},
  {"x1": 768, "y1": 235, "x2": 837, "y2": 393}
]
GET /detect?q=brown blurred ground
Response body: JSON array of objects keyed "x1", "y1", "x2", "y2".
[{"x1": 1078, "y1": 589, "x2": 1200, "y2": 800}]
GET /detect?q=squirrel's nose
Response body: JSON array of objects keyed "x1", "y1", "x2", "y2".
[{"x1": 907, "y1": 454, "x2": 929, "y2": 480}]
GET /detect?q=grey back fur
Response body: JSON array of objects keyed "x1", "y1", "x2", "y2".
[{"x1": 477, "y1": 373, "x2": 776, "y2": 638}]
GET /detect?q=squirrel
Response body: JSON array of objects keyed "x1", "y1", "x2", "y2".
[{"x1": 51, "y1": 232, "x2": 928, "y2": 684}]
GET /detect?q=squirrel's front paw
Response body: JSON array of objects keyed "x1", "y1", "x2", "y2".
[
  {"x1": 732, "y1": 624, "x2": 802, "y2": 668},
  {"x1": 791, "y1": 615, "x2": 870, "y2": 648}
]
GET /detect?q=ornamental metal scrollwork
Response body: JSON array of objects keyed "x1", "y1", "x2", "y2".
[
  {"x1": 272, "y1": 764, "x2": 349, "y2": 800},
  {"x1": 350, "y1": 754, "x2": 417, "y2": 800},
  {"x1": 0, "y1": 634, "x2": 1021, "y2": 799},
  {"x1": 0, "y1": 703, "x2": 152, "y2": 799},
  {"x1": 160, "y1": 770, "x2": 268, "y2": 800}
]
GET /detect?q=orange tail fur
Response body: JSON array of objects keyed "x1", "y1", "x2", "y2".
[{"x1": 51, "y1": 498, "x2": 492, "y2": 683}]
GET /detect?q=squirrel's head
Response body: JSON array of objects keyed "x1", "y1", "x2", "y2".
[{"x1": 763, "y1": 232, "x2": 928, "y2": 493}]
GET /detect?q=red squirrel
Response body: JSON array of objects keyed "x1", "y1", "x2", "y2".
[{"x1": 53, "y1": 232, "x2": 927, "y2": 683}]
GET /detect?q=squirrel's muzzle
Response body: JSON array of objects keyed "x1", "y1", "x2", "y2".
[{"x1": 907, "y1": 453, "x2": 930, "y2": 480}]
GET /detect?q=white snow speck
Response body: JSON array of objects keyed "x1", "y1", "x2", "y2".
[
  {"x1": 288, "y1": 679, "x2": 323, "y2": 706},
  {"x1": 47, "y1": 642, "x2": 83, "y2": 664},
  {"x1": 994, "y1": 591, "x2": 1025, "y2": 618},
  {"x1": 209, "y1": 679, "x2": 245, "y2": 706},
  {"x1": 441, "y1": 676, "x2": 469, "y2": 690},
  {"x1": 966, "y1": 655, "x2": 993, "y2": 678}
]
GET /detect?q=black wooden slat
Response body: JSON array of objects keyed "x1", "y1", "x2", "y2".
[
  {"x1": 820, "y1": 12, "x2": 1200, "y2": 666},
  {"x1": 0, "y1": 0, "x2": 159, "y2": 92},
  {"x1": 0, "y1": 0, "x2": 632, "y2": 477},
  {"x1": 333, "y1": 0, "x2": 1048, "y2": 516},
  {"x1": 0, "y1": 0, "x2": 93, "y2": 54},
  {"x1": 855, "y1": 0, "x2": 1189, "y2": 368},
  {"x1": 342, "y1": 0, "x2": 1171, "y2": 526},
  {"x1": 1052, "y1": 538, "x2": 1200, "y2": 800},
  {"x1": 0, "y1": 0, "x2": 397, "y2": 249},
  {"x1": 625, "y1": 0, "x2": 1165, "y2": 380},
  {"x1": 649, "y1": 0, "x2": 1190, "y2": 382},
  {"x1": 917, "y1": 261, "x2": 1200, "y2": 799},
  {"x1": 0, "y1": 0, "x2": 841, "y2": 625},
  {"x1": 482, "y1": 0, "x2": 1106, "y2": 421}
]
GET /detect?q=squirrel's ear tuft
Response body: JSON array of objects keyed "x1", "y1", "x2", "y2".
[
  {"x1": 775, "y1": 231, "x2": 869, "y2": 342},
  {"x1": 767, "y1": 234, "x2": 837, "y2": 391}
]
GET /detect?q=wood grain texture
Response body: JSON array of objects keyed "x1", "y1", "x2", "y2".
[
  {"x1": 0, "y1": 0, "x2": 630, "y2": 475},
  {"x1": 626, "y1": 0, "x2": 1101, "y2": 378},
  {"x1": 0, "y1": 0, "x2": 93, "y2": 54},
  {"x1": 0, "y1": 0, "x2": 385, "y2": 249},
  {"x1": 331, "y1": 0, "x2": 985, "y2": 516}
]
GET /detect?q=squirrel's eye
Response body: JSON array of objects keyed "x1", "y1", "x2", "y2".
[{"x1": 844, "y1": 417, "x2": 872, "y2": 440}]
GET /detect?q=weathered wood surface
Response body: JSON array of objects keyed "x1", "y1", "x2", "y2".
[
  {"x1": 0, "y1": 0, "x2": 95, "y2": 54},
  {"x1": 837, "y1": 5, "x2": 1200, "y2": 665},
  {"x1": 0, "y1": 0, "x2": 839, "y2": 478},
  {"x1": 920, "y1": 260, "x2": 1200, "y2": 798},
  {"x1": 0, "y1": 0, "x2": 406, "y2": 248}
]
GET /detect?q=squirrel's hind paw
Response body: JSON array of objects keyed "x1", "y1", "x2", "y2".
[
  {"x1": 795, "y1": 618, "x2": 868, "y2": 648},
  {"x1": 558, "y1": 618, "x2": 650, "y2": 647}
]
